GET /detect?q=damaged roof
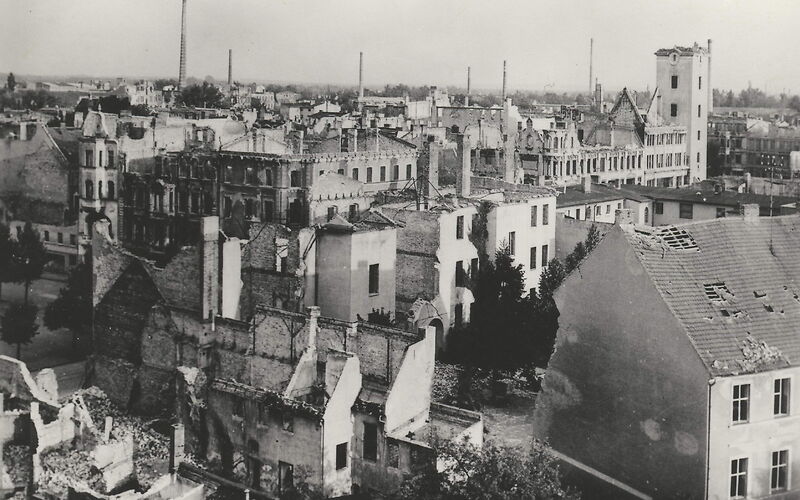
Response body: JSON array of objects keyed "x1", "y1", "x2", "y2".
[{"x1": 623, "y1": 215, "x2": 800, "y2": 377}]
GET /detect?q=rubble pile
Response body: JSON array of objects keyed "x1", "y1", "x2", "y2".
[
  {"x1": 3, "y1": 444, "x2": 32, "y2": 486},
  {"x1": 40, "y1": 444, "x2": 103, "y2": 497}
]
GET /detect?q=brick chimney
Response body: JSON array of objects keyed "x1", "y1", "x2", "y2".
[
  {"x1": 456, "y1": 134, "x2": 471, "y2": 198},
  {"x1": 418, "y1": 136, "x2": 439, "y2": 197},
  {"x1": 200, "y1": 216, "x2": 220, "y2": 322},
  {"x1": 740, "y1": 203, "x2": 760, "y2": 223},
  {"x1": 582, "y1": 176, "x2": 592, "y2": 193}
]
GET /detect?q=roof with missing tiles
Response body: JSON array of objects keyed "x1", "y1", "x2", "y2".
[{"x1": 622, "y1": 215, "x2": 800, "y2": 376}]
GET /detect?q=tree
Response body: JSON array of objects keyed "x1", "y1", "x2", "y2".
[
  {"x1": 393, "y1": 439, "x2": 579, "y2": 500},
  {"x1": 1, "y1": 303, "x2": 39, "y2": 360},
  {"x1": 130, "y1": 104, "x2": 151, "y2": 116},
  {"x1": 538, "y1": 259, "x2": 566, "y2": 299},
  {"x1": 0, "y1": 223, "x2": 16, "y2": 300},
  {"x1": 178, "y1": 82, "x2": 226, "y2": 108},
  {"x1": 12, "y1": 222, "x2": 47, "y2": 306},
  {"x1": 7, "y1": 73, "x2": 15, "y2": 92},
  {"x1": 44, "y1": 257, "x2": 92, "y2": 353}
]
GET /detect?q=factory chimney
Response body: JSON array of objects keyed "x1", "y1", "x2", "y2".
[
  {"x1": 465, "y1": 66, "x2": 471, "y2": 106},
  {"x1": 358, "y1": 52, "x2": 364, "y2": 99},
  {"x1": 502, "y1": 60, "x2": 507, "y2": 101},
  {"x1": 178, "y1": 0, "x2": 188, "y2": 90},
  {"x1": 707, "y1": 39, "x2": 713, "y2": 114},
  {"x1": 589, "y1": 38, "x2": 594, "y2": 96},
  {"x1": 227, "y1": 49, "x2": 232, "y2": 86}
]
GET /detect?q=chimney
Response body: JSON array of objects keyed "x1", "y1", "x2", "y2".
[
  {"x1": 707, "y1": 39, "x2": 713, "y2": 114},
  {"x1": 307, "y1": 306, "x2": 320, "y2": 352},
  {"x1": 594, "y1": 81, "x2": 603, "y2": 111},
  {"x1": 178, "y1": 0, "x2": 188, "y2": 90},
  {"x1": 358, "y1": 52, "x2": 364, "y2": 99},
  {"x1": 582, "y1": 176, "x2": 592, "y2": 193},
  {"x1": 503, "y1": 98, "x2": 515, "y2": 183},
  {"x1": 456, "y1": 134, "x2": 471, "y2": 198},
  {"x1": 227, "y1": 49, "x2": 233, "y2": 86},
  {"x1": 501, "y1": 60, "x2": 507, "y2": 101},
  {"x1": 615, "y1": 208, "x2": 634, "y2": 225},
  {"x1": 200, "y1": 216, "x2": 219, "y2": 322},
  {"x1": 170, "y1": 423, "x2": 185, "y2": 473},
  {"x1": 418, "y1": 136, "x2": 439, "y2": 197},
  {"x1": 589, "y1": 38, "x2": 594, "y2": 96},
  {"x1": 740, "y1": 203, "x2": 760, "y2": 223},
  {"x1": 465, "y1": 66, "x2": 471, "y2": 106}
]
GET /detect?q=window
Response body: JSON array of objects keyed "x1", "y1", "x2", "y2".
[
  {"x1": 698, "y1": 76, "x2": 702, "y2": 90},
  {"x1": 606, "y1": 204, "x2": 610, "y2": 214},
  {"x1": 542, "y1": 205, "x2": 550, "y2": 225},
  {"x1": 730, "y1": 458, "x2": 748, "y2": 498},
  {"x1": 107, "y1": 181, "x2": 115, "y2": 200},
  {"x1": 774, "y1": 378, "x2": 790, "y2": 416},
  {"x1": 530, "y1": 247, "x2": 537, "y2": 269},
  {"x1": 471, "y1": 258, "x2": 478, "y2": 280},
  {"x1": 244, "y1": 198, "x2": 254, "y2": 218},
  {"x1": 698, "y1": 104, "x2": 702, "y2": 118},
  {"x1": 363, "y1": 422, "x2": 378, "y2": 461},
  {"x1": 282, "y1": 413, "x2": 294, "y2": 433},
  {"x1": 530, "y1": 205, "x2": 538, "y2": 226},
  {"x1": 655, "y1": 202, "x2": 664, "y2": 214},
  {"x1": 232, "y1": 398, "x2": 244, "y2": 418},
  {"x1": 337, "y1": 168, "x2": 345, "y2": 175},
  {"x1": 455, "y1": 261, "x2": 465, "y2": 287},
  {"x1": 671, "y1": 75, "x2": 678, "y2": 89},
  {"x1": 352, "y1": 167, "x2": 359, "y2": 180},
  {"x1": 263, "y1": 200, "x2": 274, "y2": 222},
  {"x1": 224, "y1": 196, "x2": 232, "y2": 217},
  {"x1": 406, "y1": 164, "x2": 412, "y2": 179},
  {"x1": 771, "y1": 450, "x2": 789, "y2": 491},
  {"x1": 387, "y1": 441, "x2": 400, "y2": 469},
  {"x1": 290, "y1": 170, "x2": 301, "y2": 187},
  {"x1": 44, "y1": 231, "x2": 50, "y2": 241},
  {"x1": 366, "y1": 167, "x2": 373, "y2": 182},
  {"x1": 716, "y1": 207, "x2": 726, "y2": 218},
  {"x1": 508, "y1": 231, "x2": 515, "y2": 256},
  {"x1": 85, "y1": 150, "x2": 93, "y2": 167},
  {"x1": 70, "y1": 235, "x2": 76, "y2": 245},
  {"x1": 336, "y1": 443, "x2": 348, "y2": 470},
  {"x1": 576, "y1": 208, "x2": 581, "y2": 220},
  {"x1": 380, "y1": 166, "x2": 386, "y2": 181},
  {"x1": 107, "y1": 153, "x2": 114, "y2": 169},
  {"x1": 456, "y1": 215, "x2": 464, "y2": 239},
  {"x1": 85, "y1": 180, "x2": 94, "y2": 199},
  {"x1": 57, "y1": 232, "x2": 63, "y2": 244},
  {"x1": 279, "y1": 461, "x2": 294, "y2": 493},
  {"x1": 369, "y1": 264, "x2": 379, "y2": 295},
  {"x1": 732, "y1": 384, "x2": 750, "y2": 423},
  {"x1": 392, "y1": 164, "x2": 399, "y2": 181},
  {"x1": 679, "y1": 202, "x2": 694, "y2": 219},
  {"x1": 644, "y1": 207, "x2": 650, "y2": 224},
  {"x1": 670, "y1": 104, "x2": 678, "y2": 117},
  {"x1": 327, "y1": 206, "x2": 338, "y2": 221},
  {"x1": 697, "y1": 152, "x2": 701, "y2": 162},
  {"x1": 541, "y1": 244, "x2": 549, "y2": 267},
  {"x1": 348, "y1": 204, "x2": 358, "y2": 221}
]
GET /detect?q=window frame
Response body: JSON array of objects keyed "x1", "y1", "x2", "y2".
[
  {"x1": 368, "y1": 264, "x2": 380, "y2": 295},
  {"x1": 732, "y1": 383, "x2": 750, "y2": 424},
  {"x1": 679, "y1": 202, "x2": 694, "y2": 220},
  {"x1": 730, "y1": 457, "x2": 748, "y2": 498},
  {"x1": 774, "y1": 377, "x2": 791, "y2": 417},
  {"x1": 770, "y1": 449, "x2": 789, "y2": 492},
  {"x1": 456, "y1": 215, "x2": 464, "y2": 240},
  {"x1": 363, "y1": 422, "x2": 378, "y2": 462},
  {"x1": 336, "y1": 442, "x2": 348, "y2": 470},
  {"x1": 530, "y1": 246, "x2": 537, "y2": 269},
  {"x1": 541, "y1": 244, "x2": 549, "y2": 268}
]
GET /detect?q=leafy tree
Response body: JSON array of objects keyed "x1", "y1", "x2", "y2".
[
  {"x1": 153, "y1": 78, "x2": 178, "y2": 90},
  {"x1": 1, "y1": 303, "x2": 39, "y2": 360},
  {"x1": 44, "y1": 257, "x2": 92, "y2": 353},
  {"x1": 130, "y1": 104, "x2": 151, "y2": 116},
  {"x1": 7, "y1": 73, "x2": 15, "y2": 91},
  {"x1": 393, "y1": 439, "x2": 579, "y2": 500},
  {"x1": 97, "y1": 95, "x2": 131, "y2": 114},
  {"x1": 538, "y1": 259, "x2": 566, "y2": 299},
  {"x1": 0, "y1": 223, "x2": 16, "y2": 300},
  {"x1": 12, "y1": 222, "x2": 47, "y2": 306},
  {"x1": 178, "y1": 82, "x2": 227, "y2": 108}
]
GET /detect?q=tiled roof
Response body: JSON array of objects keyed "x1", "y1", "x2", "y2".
[
  {"x1": 617, "y1": 184, "x2": 797, "y2": 210},
  {"x1": 556, "y1": 183, "x2": 644, "y2": 207},
  {"x1": 623, "y1": 215, "x2": 800, "y2": 376}
]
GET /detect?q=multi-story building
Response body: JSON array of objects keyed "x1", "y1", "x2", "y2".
[
  {"x1": 708, "y1": 113, "x2": 800, "y2": 177},
  {"x1": 655, "y1": 41, "x2": 711, "y2": 181},
  {"x1": 535, "y1": 209, "x2": 800, "y2": 499},
  {"x1": 89, "y1": 216, "x2": 482, "y2": 498}
]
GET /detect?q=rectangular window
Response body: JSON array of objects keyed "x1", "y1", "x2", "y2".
[
  {"x1": 530, "y1": 247, "x2": 537, "y2": 269},
  {"x1": 406, "y1": 164, "x2": 412, "y2": 179},
  {"x1": 57, "y1": 232, "x2": 63, "y2": 244},
  {"x1": 327, "y1": 206, "x2": 338, "y2": 221},
  {"x1": 387, "y1": 441, "x2": 400, "y2": 469},
  {"x1": 543, "y1": 205, "x2": 550, "y2": 225},
  {"x1": 455, "y1": 261, "x2": 465, "y2": 287},
  {"x1": 263, "y1": 200, "x2": 274, "y2": 222},
  {"x1": 671, "y1": 75, "x2": 678, "y2": 89},
  {"x1": 698, "y1": 76, "x2": 702, "y2": 90},
  {"x1": 679, "y1": 202, "x2": 693, "y2": 219},
  {"x1": 730, "y1": 458, "x2": 748, "y2": 498},
  {"x1": 44, "y1": 231, "x2": 50, "y2": 241},
  {"x1": 290, "y1": 170, "x2": 301, "y2": 187},
  {"x1": 530, "y1": 205, "x2": 538, "y2": 226},
  {"x1": 85, "y1": 150, "x2": 93, "y2": 167},
  {"x1": 366, "y1": 167, "x2": 373, "y2": 182},
  {"x1": 542, "y1": 244, "x2": 549, "y2": 267},
  {"x1": 774, "y1": 378, "x2": 791, "y2": 416},
  {"x1": 698, "y1": 104, "x2": 702, "y2": 118},
  {"x1": 508, "y1": 231, "x2": 515, "y2": 256},
  {"x1": 232, "y1": 397, "x2": 244, "y2": 418},
  {"x1": 352, "y1": 167, "x2": 359, "y2": 180},
  {"x1": 369, "y1": 264, "x2": 379, "y2": 295},
  {"x1": 670, "y1": 104, "x2": 678, "y2": 117},
  {"x1": 655, "y1": 202, "x2": 664, "y2": 214},
  {"x1": 380, "y1": 166, "x2": 386, "y2": 181},
  {"x1": 108, "y1": 153, "x2": 114, "y2": 169},
  {"x1": 716, "y1": 207, "x2": 726, "y2": 218},
  {"x1": 336, "y1": 443, "x2": 348, "y2": 470},
  {"x1": 363, "y1": 422, "x2": 378, "y2": 461},
  {"x1": 732, "y1": 384, "x2": 750, "y2": 423},
  {"x1": 456, "y1": 215, "x2": 464, "y2": 239},
  {"x1": 392, "y1": 164, "x2": 399, "y2": 181},
  {"x1": 279, "y1": 461, "x2": 294, "y2": 493},
  {"x1": 224, "y1": 196, "x2": 232, "y2": 217},
  {"x1": 575, "y1": 208, "x2": 581, "y2": 220},
  {"x1": 698, "y1": 130, "x2": 701, "y2": 141},
  {"x1": 348, "y1": 204, "x2": 358, "y2": 221},
  {"x1": 771, "y1": 450, "x2": 789, "y2": 491}
]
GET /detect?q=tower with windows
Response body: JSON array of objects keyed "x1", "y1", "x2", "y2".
[{"x1": 655, "y1": 41, "x2": 711, "y2": 182}]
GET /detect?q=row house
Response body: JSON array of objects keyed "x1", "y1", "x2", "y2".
[{"x1": 535, "y1": 210, "x2": 800, "y2": 499}]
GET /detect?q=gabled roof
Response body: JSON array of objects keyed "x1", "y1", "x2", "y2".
[
  {"x1": 608, "y1": 88, "x2": 645, "y2": 127},
  {"x1": 622, "y1": 215, "x2": 800, "y2": 376}
]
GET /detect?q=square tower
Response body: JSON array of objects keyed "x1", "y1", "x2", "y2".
[{"x1": 655, "y1": 42, "x2": 710, "y2": 182}]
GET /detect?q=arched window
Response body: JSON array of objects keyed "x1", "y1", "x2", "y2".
[
  {"x1": 644, "y1": 206, "x2": 650, "y2": 224},
  {"x1": 85, "y1": 180, "x2": 94, "y2": 199},
  {"x1": 98, "y1": 181, "x2": 103, "y2": 199},
  {"x1": 107, "y1": 181, "x2": 115, "y2": 200}
]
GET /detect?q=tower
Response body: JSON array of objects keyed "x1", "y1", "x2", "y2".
[
  {"x1": 178, "y1": 0, "x2": 188, "y2": 89},
  {"x1": 655, "y1": 42, "x2": 710, "y2": 182},
  {"x1": 358, "y1": 52, "x2": 364, "y2": 99},
  {"x1": 589, "y1": 38, "x2": 594, "y2": 96},
  {"x1": 502, "y1": 60, "x2": 507, "y2": 101},
  {"x1": 465, "y1": 66, "x2": 471, "y2": 106},
  {"x1": 227, "y1": 49, "x2": 233, "y2": 86}
]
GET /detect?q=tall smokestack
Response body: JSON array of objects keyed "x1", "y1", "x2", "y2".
[
  {"x1": 358, "y1": 52, "x2": 364, "y2": 99},
  {"x1": 227, "y1": 49, "x2": 232, "y2": 86},
  {"x1": 589, "y1": 38, "x2": 594, "y2": 96},
  {"x1": 465, "y1": 66, "x2": 471, "y2": 106},
  {"x1": 707, "y1": 39, "x2": 713, "y2": 114},
  {"x1": 178, "y1": 0, "x2": 187, "y2": 90},
  {"x1": 502, "y1": 60, "x2": 507, "y2": 101}
]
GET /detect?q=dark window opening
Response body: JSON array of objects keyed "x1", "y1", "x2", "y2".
[
  {"x1": 369, "y1": 264, "x2": 379, "y2": 294},
  {"x1": 363, "y1": 422, "x2": 378, "y2": 461}
]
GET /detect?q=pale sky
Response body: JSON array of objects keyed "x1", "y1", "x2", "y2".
[{"x1": 1, "y1": 0, "x2": 797, "y2": 93}]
